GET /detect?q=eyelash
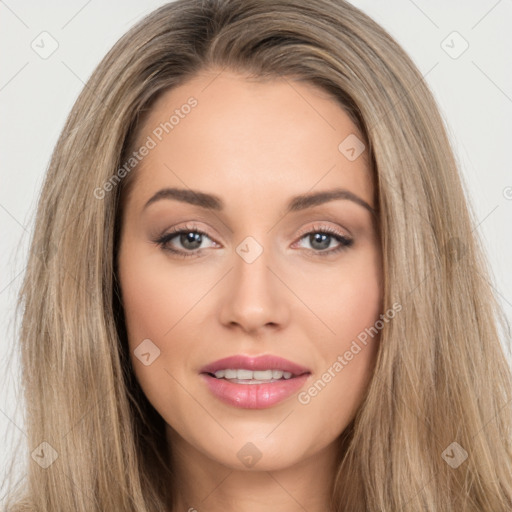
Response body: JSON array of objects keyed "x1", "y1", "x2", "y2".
[{"x1": 154, "y1": 222, "x2": 354, "y2": 259}]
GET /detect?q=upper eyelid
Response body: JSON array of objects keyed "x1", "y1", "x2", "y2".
[
  {"x1": 161, "y1": 222, "x2": 349, "y2": 236},
  {"x1": 295, "y1": 222, "x2": 350, "y2": 238}
]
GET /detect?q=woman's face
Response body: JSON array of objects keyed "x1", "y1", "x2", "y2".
[{"x1": 117, "y1": 69, "x2": 382, "y2": 472}]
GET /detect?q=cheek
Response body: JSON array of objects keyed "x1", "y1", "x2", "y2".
[
  {"x1": 333, "y1": 267, "x2": 382, "y2": 341},
  {"x1": 117, "y1": 241, "x2": 189, "y2": 399},
  {"x1": 120, "y1": 264, "x2": 172, "y2": 351},
  {"x1": 292, "y1": 246, "x2": 382, "y2": 343},
  {"x1": 293, "y1": 250, "x2": 382, "y2": 434},
  {"x1": 327, "y1": 250, "x2": 383, "y2": 377},
  {"x1": 118, "y1": 240, "x2": 205, "y2": 346}
]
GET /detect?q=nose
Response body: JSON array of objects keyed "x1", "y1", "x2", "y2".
[{"x1": 218, "y1": 241, "x2": 290, "y2": 334}]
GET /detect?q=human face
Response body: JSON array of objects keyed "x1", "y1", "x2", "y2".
[{"x1": 117, "y1": 69, "x2": 382, "y2": 473}]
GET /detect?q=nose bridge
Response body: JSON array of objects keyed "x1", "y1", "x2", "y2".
[
  {"x1": 233, "y1": 234, "x2": 278, "y2": 306},
  {"x1": 219, "y1": 234, "x2": 289, "y2": 331},
  {"x1": 235, "y1": 236, "x2": 272, "y2": 291}
]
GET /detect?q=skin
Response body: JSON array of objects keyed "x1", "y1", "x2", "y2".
[{"x1": 117, "y1": 69, "x2": 383, "y2": 512}]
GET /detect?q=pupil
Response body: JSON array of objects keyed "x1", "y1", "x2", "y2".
[
  {"x1": 181, "y1": 232, "x2": 202, "y2": 250},
  {"x1": 310, "y1": 233, "x2": 330, "y2": 250}
]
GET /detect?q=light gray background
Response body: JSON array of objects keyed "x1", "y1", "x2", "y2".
[{"x1": 1, "y1": 0, "x2": 511, "y2": 499}]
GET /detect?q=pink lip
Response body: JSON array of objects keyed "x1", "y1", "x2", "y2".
[
  {"x1": 200, "y1": 354, "x2": 311, "y2": 376},
  {"x1": 199, "y1": 354, "x2": 311, "y2": 409},
  {"x1": 200, "y1": 373, "x2": 310, "y2": 409}
]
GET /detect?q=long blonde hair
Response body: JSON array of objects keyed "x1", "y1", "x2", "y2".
[{"x1": 4, "y1": 0, "x2": 512, "y2": 510}]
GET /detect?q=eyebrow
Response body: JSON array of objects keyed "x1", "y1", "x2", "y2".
[{"x1": 143, "y1": 187, "x2": 376, "y2": 215}]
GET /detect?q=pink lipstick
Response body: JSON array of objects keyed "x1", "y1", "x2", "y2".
[{"x1": 200, "y1": 354, "x2": 311, "y2": 409}]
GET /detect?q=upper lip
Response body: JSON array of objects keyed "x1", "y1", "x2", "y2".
[{"x1": 200, "y1": 354, "x2": 311, "y2": 376}]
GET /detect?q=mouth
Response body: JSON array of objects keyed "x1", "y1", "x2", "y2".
[{"x1": 199, "y1": 354, "x2": 311, "y2": 409}]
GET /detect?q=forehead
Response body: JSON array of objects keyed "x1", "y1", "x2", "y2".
[{"x1": 127, "y1": 70, "x2": 373, "y2": 210}]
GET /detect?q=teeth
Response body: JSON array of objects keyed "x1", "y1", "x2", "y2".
[
  {"x1": 212, "y1": 369, "x2": 294, "y2": 380},
  {"x1": 237, "y1": 369, "x2": 254, "y2": 380}
]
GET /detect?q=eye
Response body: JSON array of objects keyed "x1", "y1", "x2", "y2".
[
  {"x1": 154, "y1": 223, "x2": 217, "y2": 258},
  {"x1": 293, "y1": 223, "x2": 353, "y2": 255},
  {"x1": 154, "y1": 222, "x2": 354, "y2": 258}
]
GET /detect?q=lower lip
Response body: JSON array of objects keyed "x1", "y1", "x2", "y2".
[{"x1": 200, "y1": 373, "x2": 310, "y2": 409}]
